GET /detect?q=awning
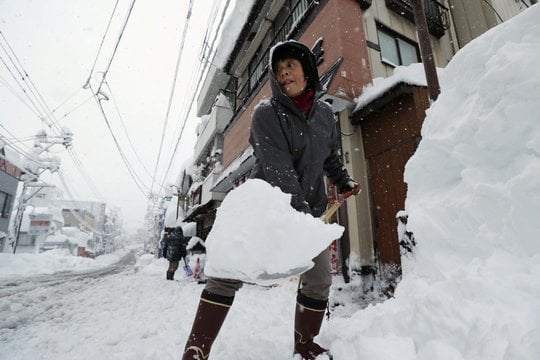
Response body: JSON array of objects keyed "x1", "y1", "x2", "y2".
[
  {"x1": 351, "y1": 82, "x2": 426, "y2": 125},
  {"x1": 183, "y1": 200, "x2": 217, "y2": 223},
  {"x1": 211, "y1": 152, "x2": 257, "y2": 193}
]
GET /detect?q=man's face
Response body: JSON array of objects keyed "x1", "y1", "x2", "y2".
[{"x1": 274, "y1": 58, "x2": 307, "y2": 97}]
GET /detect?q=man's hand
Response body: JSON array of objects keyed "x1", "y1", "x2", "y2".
[{"x1": 338, "y1": 180, "x2": 361, "y2": 199}]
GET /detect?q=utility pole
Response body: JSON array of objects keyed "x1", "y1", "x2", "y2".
[
  {"x1": 11, "y1": 128, "x2": 72, "y2": 253},
  {"x1": 411, "y1": 0, "x2": 441, "y2": 102}
]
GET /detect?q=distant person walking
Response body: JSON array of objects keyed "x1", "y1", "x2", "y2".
[{"x1": 165, "y1": 227, "x2": 188, "y2": 280}]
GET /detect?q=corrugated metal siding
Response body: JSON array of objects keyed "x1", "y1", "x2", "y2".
[{"x1": 491, "y1": 0, "x2": 529, "y2": 22}]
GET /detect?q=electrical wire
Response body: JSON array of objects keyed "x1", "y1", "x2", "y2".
[
  {"x1": 89, "y1": 83, "x2": 150, "y2": 198},
  {"x1": 49, "y1": 86, "x2": 86, "y2": 117},
  {"x1": 84, "y1": 0, "x2": 121, "y2": 88},
  {"x1": 0, "y1": 52, "x2": 48, "y2": 122},
  {"x1": 149, "y1": 0, "x2": 194, "y2": 197},
  {"x1": 56, "y1": 170, "x2": 121, "y2": 236},
  {"x1": 95, "y1": 0, "x2": 137, "y2": 95},
  {"x1": 0, "y1": 30, "x2": 63, "y2": 135},
  {"x1": 481, "y1": 0, "x2": 504, "y2": 22},
  {"x1": 0, "y1": 126, "x2": 44, "y2": 168},
  {"x1": 2, "y1": 27, "x2": 106, "y2": 204},
  {"x1": 57, "y1": 94, "x2": 95, "y2": 120},
  {"x1": 0, "y1": 75, "x2": 42, "y2": 118},
  {"x1": 103, "y1": 81, "x2": 155, "y2": 181},
  {"x1": 156, "y1": 0, "x2": 232, "y2": 194}
]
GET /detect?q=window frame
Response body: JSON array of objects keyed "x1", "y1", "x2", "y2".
[
  {"x1": 0, "y1": 191, "x2": 13, "y2": 219},
  {"x1": 376, "y1": 24, "x2": 420, "y2": 67}
]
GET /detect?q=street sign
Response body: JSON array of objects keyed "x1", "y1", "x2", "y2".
[{"x1": 28, "y1": 213, "x2": 52, "y2": 235}]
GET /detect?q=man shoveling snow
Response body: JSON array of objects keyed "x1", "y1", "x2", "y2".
[{"x1": 181, "y1": 40, "x2": 361, "y2": 360}]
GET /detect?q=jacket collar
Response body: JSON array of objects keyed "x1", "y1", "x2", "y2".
[{"x1": 269, "y1": 70, "x2": 326, "y2": 118}]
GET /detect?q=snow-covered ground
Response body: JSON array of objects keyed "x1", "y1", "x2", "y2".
[{"x1": 1, "y1": 4, "x2": 540, "y2": 360}]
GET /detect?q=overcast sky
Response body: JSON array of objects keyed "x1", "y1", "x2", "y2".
[{"x1": 0, "y1": 0, "x2": 231, "y2": 232}]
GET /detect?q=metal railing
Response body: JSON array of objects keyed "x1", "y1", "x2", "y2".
[
  {"x1": 385, "y1": 0, "x2": 449, "y2": 38},
  {"x1": 235, "y1": 0, "x2": 315, "y2": 112}
]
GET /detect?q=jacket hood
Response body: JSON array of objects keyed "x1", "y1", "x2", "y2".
[{"x1": 269, "y1": 40, "x2": 323, "y2": 95}]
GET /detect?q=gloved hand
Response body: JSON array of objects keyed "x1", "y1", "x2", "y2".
[{"x1": 338, "y1": 180, "x2": 361, "y2": 198}]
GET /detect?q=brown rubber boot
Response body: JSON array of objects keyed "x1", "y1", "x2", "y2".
[
  {"x1": 294, "y1": 293, "x2": 332, "y2": 360},
  {"x1": 182, "y1": 290, "x2": 233, "y2": 360}
]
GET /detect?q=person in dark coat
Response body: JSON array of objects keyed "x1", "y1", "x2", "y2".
[
  {"x1": 165, "y1": 227, "x2": 188, "y2": 280},
  {"x1": 181, "y1": 40, "x2": 360, "y2": 360}
]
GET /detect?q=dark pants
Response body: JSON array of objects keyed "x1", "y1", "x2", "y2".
[
  {"x1": 204, "y1": 249, "x2": 332, "y2": 301},
  {"x1": 168, "y1": 260, "x2": 179, "y2": 274}
]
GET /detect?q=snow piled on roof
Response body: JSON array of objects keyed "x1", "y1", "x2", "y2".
[
  {"x1": 353, "y1": 63, "x2": 444, "y2": 112},
  {"x1": 212, "y1": 0, "x2": 256, "y2": 69},
  {"x1": 1, "y1": 143, "x2": 25, "y2": 171}
]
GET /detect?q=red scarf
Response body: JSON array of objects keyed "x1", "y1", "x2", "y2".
[{"x1": 291, "y1": 88, "x2": 315, "y2": 113}]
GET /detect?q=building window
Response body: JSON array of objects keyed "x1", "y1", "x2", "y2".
[
  {"x1": 1, "y1": 191, "x2": 13, "y2": 218},
  {"x1": 377, "y1": 25, "x2": 420, "y2": 67}
]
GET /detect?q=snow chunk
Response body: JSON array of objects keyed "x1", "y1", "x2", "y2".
[{"x1": 204, "y1": 179, "x2": 344, "y2": 285}]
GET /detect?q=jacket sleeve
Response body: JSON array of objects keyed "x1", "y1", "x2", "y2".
[
  {"x1": 249, "y1": 105, "x2": 310, "y2": 213},
  {"x1": 322, "y1": 109, "x2": 351, "y2": 188}
]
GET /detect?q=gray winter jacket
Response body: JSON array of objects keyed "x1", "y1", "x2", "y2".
[{"x1": 249, "y1": 42, "x2": 351, "y2": 217}]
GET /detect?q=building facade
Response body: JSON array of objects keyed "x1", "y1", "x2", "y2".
[
  {"x1": 0, "y1": 146, "x2": 24, "y2": 251},
  {"x1": 187, "y1": 0, "x2": 532, "y2": 286}
]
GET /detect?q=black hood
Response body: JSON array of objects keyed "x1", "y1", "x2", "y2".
[{"x1": 269, "y1": 40, "x2": 323, "y2": 93}]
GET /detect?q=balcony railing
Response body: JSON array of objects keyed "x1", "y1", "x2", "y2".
[
  {"x1": 193, "y1": 97, "x2": 233, "y2": 163},
  {"x1": 385, "y1": 0, "x2": 449, "y2": 38},
  {"x1": 235, "y1": 0, "x2": 315, "y2": 112}
]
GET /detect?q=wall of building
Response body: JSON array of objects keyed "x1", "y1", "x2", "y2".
[
  {"x1": 448, "y1": 0, "x2": 531, "y2": 48},
  {"x1": 304, "y1": 0, "x2": 372, "y2": 98},
  {"x1": 364, "y1": 0, "x2": 455, "y2": 79},
  {"x1": 0, "y1": 171, "x2": 19, "y2": 234},
  {"x1": 492, "y1": 0, "x2": 536, "y2": 21},
  {"x1": 222, "y1": 82, "x2": 272, "y2": 168},
  {"x1": 448, "y1": 0, "x2": 498, "y2": 48},
  {"x1": 338, "y1": 108, "x2": 375, "y2": 265}
]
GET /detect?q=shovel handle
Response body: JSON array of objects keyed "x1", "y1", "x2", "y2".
[
  {"x1": 321, "y1": 200, "x2": 343, "y2": 223},
  {"x1": 320, "y1": 186, "x2": 362, "y2": 224}
]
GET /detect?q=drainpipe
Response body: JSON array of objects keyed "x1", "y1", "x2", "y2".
[{"x1": 411, "y1": 0, "x2": 441, "y2": 102}]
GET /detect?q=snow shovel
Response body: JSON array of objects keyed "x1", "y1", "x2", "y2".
[
  {"x1": 183, "y1": 257, "x2": 193, "y2": 277},
  {"x1": 254, "y1": 185, "x2": 362, "y2": 283}
]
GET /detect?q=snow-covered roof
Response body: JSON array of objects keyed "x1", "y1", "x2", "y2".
[
  {"x1": 1, "y1": 144, "x2": 25, "y2": 172},
  {"x1": 353, "y1": 63, "x2": 444, "y2": 113},
  {"x1": 212, "y1": 146, "x2": 255, "y2": 193},
  {"x1": 212, "y1": 0, "x2": 257, "y2": 69}
]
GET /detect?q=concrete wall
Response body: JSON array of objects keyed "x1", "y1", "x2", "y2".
[{"x1": 0, "y1": 171, "x2": 19, "y2": 234}]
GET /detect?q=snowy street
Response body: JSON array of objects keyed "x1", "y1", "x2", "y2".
[
  {"x1": 1, "y1": 249, "x2": 358, "y2": 359},
  {"x1": 1, "y1": 3, "x2": 540, "y2": 360}
]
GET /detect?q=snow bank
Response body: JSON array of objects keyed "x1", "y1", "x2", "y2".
[{"x1": 326, "y1": 6, "x2": 540, "y2": 360}]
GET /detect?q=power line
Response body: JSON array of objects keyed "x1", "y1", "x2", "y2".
[
  {"x1": 84, "y1": 0, "x2": 121, "y2": 88},
  {"x1": 56, "y1": 170, "x2": 120, "y2": 236},
  {"x1": 95, "y1": 0, "x2": 137, "y2": 95},
  {"x1": 0, "y1": 30, "x2": 63, "y2": 135},
  {"x1": 49, "y1": 86, "x2": 86, "y2": 116},
  {"x1": 103, "y1": 81, "x2": 155, "y2": 181},
  {"x1": 149, "y1": 0, "x2": 194, "y2": 197},
  {"x1": 0, "y1": 130, "x2": 43, "y2": 168},
  {"x1": 0, "y1": 51, "x2": 48, "y2": 121},
  {"x1": 56, "y1": 93, "x2": 95, "y2": 120},
  {"x1": 89, "y1": 83, "x2": 150, "y2": 198},
  {"x1": 157, "y1": 0, "x2": 232, "y2": 194},
  {"x1": 1, "y1": 28, "x2": 105, "y2": 204},
  {"x1": 0, "y1": 74, "x2": 42, "y2": 118}
]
